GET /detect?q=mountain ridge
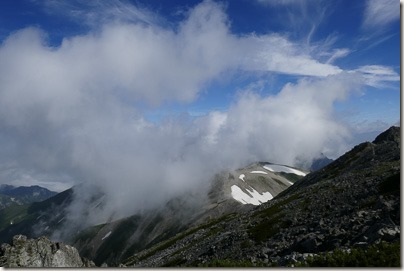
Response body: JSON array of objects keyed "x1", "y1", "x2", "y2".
[
  {"x1": 0, "y1": 126, "x2": 400, "y2": 267},
  {"x1": 121, "y1": 126, "x2": 400, "y2": 267},
  {"x1": 0, "y1": 185, "x2": 57, "y2": 210}
]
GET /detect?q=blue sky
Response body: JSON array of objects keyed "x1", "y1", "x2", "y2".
[{"x1": 0, "y1": 0, "x2": 400, "y2": 195}]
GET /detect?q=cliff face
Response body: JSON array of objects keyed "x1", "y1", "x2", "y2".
[{"x1": 0, "y1": 235, "x2": 95, "y2": 267}]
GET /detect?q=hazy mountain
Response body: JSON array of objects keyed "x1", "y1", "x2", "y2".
[
  {"x1": 0, "y1": 185, "x2": 57, "y2": 210},
  {"x1": 310, "y1": 154, "x2": 334, "y2": 171}
]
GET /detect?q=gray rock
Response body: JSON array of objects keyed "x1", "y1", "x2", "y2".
[{"x1": 0, "y1": 235, "x2": 95, "y2": 267}]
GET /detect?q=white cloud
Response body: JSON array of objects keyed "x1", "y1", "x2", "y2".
[
  {"x1": 38, "y1": 0, "x2": 161, "y2": 27},
  {"x1": 362, "y1": 0, "x2": 400, "y2": 29},
  {"x1": 0, "y1": 0, "x2": 395, "y2": 235},
  {"x1": 241, "y1": 34, "x2": 343, "y2": 76},
  {"x1": 325, "y1": 48, "x2": 351, "y2": 64},
  {"x1": 353, "y1": 65, "x2": 400, "y2": 88}
]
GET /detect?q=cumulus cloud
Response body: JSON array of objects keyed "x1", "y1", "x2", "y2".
[{"x1": 0, "y1": 0, "x2": 393, "y2": 235}]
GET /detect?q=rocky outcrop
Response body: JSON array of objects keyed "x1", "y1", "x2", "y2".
[{"x1": 0, "y1": 235, "x2": 95, "y2": 267}]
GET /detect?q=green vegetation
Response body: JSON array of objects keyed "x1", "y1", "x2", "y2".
[
  {"x1": 73, "y1": 223, "x2": 106, "y2": 244},
  {"x1": 248, "y1": 214, "x2": 284, "y2": 242},
  {"x1": 0, "y1": 204, "x2": 30, "y2": 231},
  {"x1": 278, "y1": 172, "x2": 303, "y2": 183},
  {"x1": 122, "y1": 220, "x2": 185, "y2": 261},
  {"x1": 94, "y1": 216, "x2": 140, "y2": 266},
  {"x1": 249, "y1": 193, "x2": 302, "y2": 242},
  {"x1": 294, "y1": 241, "x2": 400, "y2": 267}
]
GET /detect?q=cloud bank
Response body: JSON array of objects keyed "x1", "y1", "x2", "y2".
[{"x1": 0, "y1": 0, "x2": 397, "y2": 231}]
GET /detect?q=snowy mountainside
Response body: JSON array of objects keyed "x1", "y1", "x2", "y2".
[
  {"x1": 72, "y1": 162, "x2": 306, "y2": 266},
  {"x1": 213, "y1": 162, "x2": 306, "y2": 206}
]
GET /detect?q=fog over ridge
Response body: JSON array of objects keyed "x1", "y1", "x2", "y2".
[{"x1": 0, "y1": 0, "x2": 387, "y2": 233}]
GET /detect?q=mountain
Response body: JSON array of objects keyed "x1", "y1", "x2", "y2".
[
  {"x1": 0, "y1": 161, "x2": 305, "y2": 266},
  {"x1": 0, "y1": 185, "x2": 57, "y2": 210},
  {"x1": 310, "y1": 154, "x2": 334, "y2": 171},
  {"x1": 0, "y1": 188, "x2": 74, "y2": 244},
  {"x1": 0, "y1": 126, "x2": 400, "y2": 267},
  {"x1": 72, "y1": 162, "x2": 305, "y2": 266},
  {"x1": 120, "y1": 126, "x2": 400, "y2": 267}
]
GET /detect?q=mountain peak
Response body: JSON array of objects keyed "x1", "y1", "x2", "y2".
[{"x1": 373, "y1": 126, "x2": 400, "y2": 145}]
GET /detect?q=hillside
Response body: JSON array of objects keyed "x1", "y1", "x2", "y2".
[{"x1": 122, "y1": 126, "x2": 400, "y2": 267}]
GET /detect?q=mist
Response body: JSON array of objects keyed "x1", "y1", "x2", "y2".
[{"x1": 0, "y1": 1, "x2": 384, "y2": 234}]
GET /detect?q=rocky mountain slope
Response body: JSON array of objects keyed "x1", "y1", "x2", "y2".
[
  {"x1": 0, "y1": 185, "x2": 57, "y2": 210},
  {"x1": 0, "y1": 235, "x2": 95, "y2": 267},
  {"x1": 121, "y1": 126, "x2": 400, "y2": 267}
]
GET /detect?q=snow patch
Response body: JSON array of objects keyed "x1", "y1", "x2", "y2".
[
  {"x1": 239, "y1": 174, "x2": 246, "y2": 182},
  {"x1": 250, "y1": 171, "x2": 268, "y2": 174},
  {"x1": 231, "y1": 185, "x2": 273, "y2": 206},
  {"x1": 263, "y1": 164, "x2": 306, "y2": 176},
  {"x1": 102, "y1": 231, "x2": 112, "y2": 241}
]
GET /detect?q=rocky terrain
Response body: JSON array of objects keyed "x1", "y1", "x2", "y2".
[
  {"x1": 122, "y1": 126, "x2": 400, "y2": 267},
  {"x1": 0, "y1": 235, "x2": 95, "y2": 267}
]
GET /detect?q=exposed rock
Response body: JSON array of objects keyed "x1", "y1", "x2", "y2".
[{"x1": 0, "y1": 235, "x2": 95, "y2": 267}]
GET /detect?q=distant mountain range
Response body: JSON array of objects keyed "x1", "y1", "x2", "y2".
[
  {"x1": 0, "y1": 185, "x2": 57, "y2": 210},
  {"x1": 0, "y1": 126, "x2": 400, "y2": 267}
]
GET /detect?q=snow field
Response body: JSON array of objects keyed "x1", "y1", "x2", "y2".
[{"x1": 231, "y1": 185, "x2": 273, "y2": 206}]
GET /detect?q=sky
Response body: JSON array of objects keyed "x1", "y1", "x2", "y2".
[{"x1": 0, "y1": 0, "x2": 400, "y2": 227}]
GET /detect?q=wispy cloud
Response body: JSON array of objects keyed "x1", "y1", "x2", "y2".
[
  {"x1": 362, "y1": 0, "x2": 399, "y2": 29},
  {"x1": 35, "y1": 0, "x2": 161, "y2": 27},
  {"x1": 256, "y1": 0, "x2": 329, "y2": 46},
  {"x1": 353, "y1": 65, "x2": 400, "y2": 88}
]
